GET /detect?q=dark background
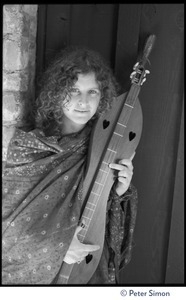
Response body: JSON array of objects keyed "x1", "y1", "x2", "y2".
[{"x1": 35, "y1": 4, "x2": 184, "y2": 284}]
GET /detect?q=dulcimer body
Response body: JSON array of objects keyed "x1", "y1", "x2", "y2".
[{"x1": 58, "y1": 91, "x2": 143, "y2": 284}]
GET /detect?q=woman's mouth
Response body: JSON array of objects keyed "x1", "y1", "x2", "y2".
[{"x1": 74, "y1": 109, "x2": 89, "y2": 113}]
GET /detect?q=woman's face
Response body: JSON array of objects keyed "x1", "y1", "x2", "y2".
[{"x1": 62, "y1": 72, "x2": 101, "y2": 134}]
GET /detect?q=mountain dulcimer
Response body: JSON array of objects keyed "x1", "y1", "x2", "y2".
[{"x1": 57, "y1": 34, "x2": 156, "y2": 284}]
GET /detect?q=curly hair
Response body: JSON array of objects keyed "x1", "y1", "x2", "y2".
[{"x1": 34, "y1": 46, "x2": 120, "y2": 135}]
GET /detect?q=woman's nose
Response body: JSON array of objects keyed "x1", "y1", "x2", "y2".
[{"x1": 78, "y1": 94, "x2": 88, "y2": 106}]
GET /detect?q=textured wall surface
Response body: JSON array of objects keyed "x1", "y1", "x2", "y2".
[{"x1": 3, "y1": 5, "x2": 38, "y2": 161}]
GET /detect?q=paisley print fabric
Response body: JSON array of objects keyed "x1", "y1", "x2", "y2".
[{"x1": 2, "y1": 125, "x2": 138, "y2": 285}]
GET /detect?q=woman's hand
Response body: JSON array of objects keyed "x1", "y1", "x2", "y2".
[
  {"x1": 63, "y1": 226, "x2": 100, "y2": 264},
  {"x1": 109, "y1": 152, "x2": 135, "y2": 196}
]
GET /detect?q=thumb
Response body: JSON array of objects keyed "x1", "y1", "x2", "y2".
[
  {"x1": 90, "y1": 244, "x2": 100, "y2": 252},
  {"x1": 130, "y1": 151, "x2": 136, "y2": 160},
  {"x1": 82, "y1": 244, "x2": 100, "y2": 252},
  {"x1": 75, "y1": 225, "x2": 83, "y2": 236}
]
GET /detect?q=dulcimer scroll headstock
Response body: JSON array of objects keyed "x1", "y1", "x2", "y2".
[{"x1": 131, "y1": 34, "x2": 156, "y2": 86}]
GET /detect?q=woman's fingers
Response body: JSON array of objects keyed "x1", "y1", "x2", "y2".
[
  {"x1": 80, "y1": 243, "x2": 100, "y2": 252},
  {"x1": 63, "y1": 225, "x2": 100, "y2": 264},
  {"x1": 74, "y1": 225, "x2": 84, "y2": 236},
  {"x1": 64, "y1": 243, "x2": 99, "y2": 264},
  {"x1": 109, "y1": 159, "x2": 134, "y2": 171},
  {"x1": 109, "y1": 153, "x2": 135, "y2": 196}
]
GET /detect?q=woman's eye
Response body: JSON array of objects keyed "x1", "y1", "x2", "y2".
[
  {"x1": 70, "y1": 88, "x2": 79, "y2": 95},
  {"x1": 89, "y1": 90, "x2": 99, "y2": 95}
]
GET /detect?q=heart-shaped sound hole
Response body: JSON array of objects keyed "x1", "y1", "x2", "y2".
[
  {"x1": 103, "y1": 119, "x2": 110, "y2": 129},
  {"x1": 129, "y1": 131, "x2": 136, "y2": 141}
]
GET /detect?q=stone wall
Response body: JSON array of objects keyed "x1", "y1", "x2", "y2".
[{"x1": 3, "y1": 4, "x2": 38, "y2": 161}]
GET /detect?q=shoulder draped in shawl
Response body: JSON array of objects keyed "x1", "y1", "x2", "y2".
[{"x1": 2, "y1": 126, "x2": 138, "y2": 285}]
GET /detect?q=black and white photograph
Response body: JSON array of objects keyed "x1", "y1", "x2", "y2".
[{"x1": 2, "y1": 3, "x2": 184, "y2": 298}]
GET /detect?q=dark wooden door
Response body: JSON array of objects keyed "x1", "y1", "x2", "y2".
[
  {"x1": 36, "y1": 4, "x2": 184, "y2": 284},
  {"x1": 36, "y1": 4, "x2": 119, "y2": 77},
  {"x1": 116, "y1": 4, "x2": 184, "y2": 285}
]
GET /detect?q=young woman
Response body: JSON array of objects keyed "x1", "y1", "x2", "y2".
[{"x1": 2, "y1": 46, "x2": 138, "y2": 285}]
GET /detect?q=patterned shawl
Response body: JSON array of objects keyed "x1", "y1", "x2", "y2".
[{"x1": 2, "y1": 125, "x2": 138, "y2": 285}]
